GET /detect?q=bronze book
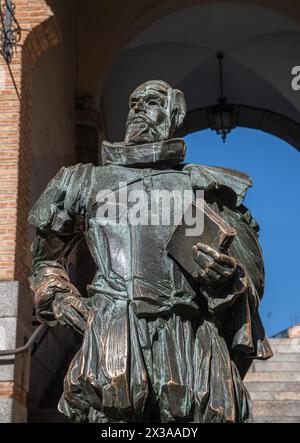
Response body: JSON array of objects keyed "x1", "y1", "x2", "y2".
[{"x1": 165, "y1": 201, "x2": 236, "y2": 275}]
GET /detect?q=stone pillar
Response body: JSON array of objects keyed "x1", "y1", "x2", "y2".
[{"x1": 0, "y1": 282, "x2": 32, "y2": 422}]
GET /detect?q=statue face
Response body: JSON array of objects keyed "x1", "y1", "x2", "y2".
[{"x1": 125, "y1": 81, "x2": 174, "y2": 145}]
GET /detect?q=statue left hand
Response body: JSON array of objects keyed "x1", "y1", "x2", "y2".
[
  {"x1": 52, "y1": 293, "x2": 91, "y2": 335},
  {"x1": 192, "y1": 242, "x2": 238, "y2": 287}
]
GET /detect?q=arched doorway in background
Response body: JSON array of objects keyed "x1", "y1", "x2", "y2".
[
  {"x1": 184, "y1": 127, "x2": 300, "y2": 336},
  {"x1": 24, "y1": 0, "x2": 300, "y2": 422}
]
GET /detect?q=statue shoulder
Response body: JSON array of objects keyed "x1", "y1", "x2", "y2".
[
  {"x1": 37, "y1": 162, "x2": 95, "y2": 193},
  {"x1": 28, "y1": 163, "x2": 95, "y2": 231},
  {"x1": 182, "y1": 163, "x2": 252, "y2": 207},
  {"x1": 58, "y1": 162, "x2": 95, "y2": 185}
]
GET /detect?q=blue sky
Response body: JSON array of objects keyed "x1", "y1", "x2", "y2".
[{"x1": 184, "y1": 128, "x2": 300, "y2": 336}]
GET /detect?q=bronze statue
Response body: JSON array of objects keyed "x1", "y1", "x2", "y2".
[{"x1": 28, "y1": 80, "x2": 272, "y2": 423}]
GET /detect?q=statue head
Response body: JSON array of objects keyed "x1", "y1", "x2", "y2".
[{"x1": 124, "y1": 80, "x2": 186, "y2": 145}]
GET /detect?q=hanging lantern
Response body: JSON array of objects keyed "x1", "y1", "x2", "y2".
[
  {"x1": 0, "y1": 0, "x2": 21, "y2": 100},
  {"x1": 208, "y1": 98, "x2": 236, "y2": 143},
  {"x1": 208, "y1": 53, "x2": 236, "y2": 143},
  {"x1": 0, "y1": 0, "x2": 21, "y2": 64}
]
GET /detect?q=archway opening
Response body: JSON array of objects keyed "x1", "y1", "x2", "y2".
[{"x1": 184, "y1": 127, "x2": 300, "y2": 336}]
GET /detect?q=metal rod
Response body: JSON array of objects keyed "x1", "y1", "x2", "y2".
[
  {"x1": 217, "y1": 52, "x2": 224, "y2": 100},
  {"x1": 0, "y1": 324, "x2": 47, "y2": 356},
  {"x1": 6, "y1": 57, "x2": 20, "y2": 100}
]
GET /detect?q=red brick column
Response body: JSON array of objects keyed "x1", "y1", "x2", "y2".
[
  {"x1": 0, "y1": 1, "x2": 61, "y2": 422},
  {"x1": 0, "y1": 1, "x2": 61, "y2": 284}
]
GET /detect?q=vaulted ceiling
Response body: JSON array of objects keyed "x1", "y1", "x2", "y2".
[
  {"x1": 46, "y1": 0, "x2": 300, "y2": 148},
  {"x1": 101, "y1": 2, "x2": 300, "y2": 147}
]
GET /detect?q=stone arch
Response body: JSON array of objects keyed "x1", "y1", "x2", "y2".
[
  {"x1": 99, "y1": 1, "x2": 300, "y2": 153},
  {"x1": 95, "y1": 0, "x2": 300, "y2": 100},
  {"x1": 181, "y1": 105, "x2": 300, "y2": 151}
]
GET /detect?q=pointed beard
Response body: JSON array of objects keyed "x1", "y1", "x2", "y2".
[
  {"x1": 125, "y1": 119, "x2": 168, "y2": 145},
  {"x1": 125, "y1": 121, "x2": 149, "y2": 145}
]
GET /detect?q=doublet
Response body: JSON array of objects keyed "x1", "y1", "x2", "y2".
[{"x1": 28, "y1": 138, "x2": 272, "y2": 423}]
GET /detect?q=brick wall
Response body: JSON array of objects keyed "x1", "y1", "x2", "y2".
[
  {"x1": 0, "y1": 1, "x2": 62, "y2": 422},
  {"x1": 0, "y1": 1, "x2": 61, "y2": 286}
]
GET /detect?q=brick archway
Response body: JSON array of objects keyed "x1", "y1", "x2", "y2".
[
  {"x1": 15, "y1": 15, "x2": 61, "y2": 286},
  {"x1": 0, "y1": 4, "x2": 61, "y2": 284}
]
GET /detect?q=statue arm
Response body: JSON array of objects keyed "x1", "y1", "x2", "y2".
[
  {"x1": 30, "y1": 229, "x2": 82, "y2": 326},
  {"x1": 28, "y1": 164, "x2": 92, "y2": 331},
  {"x1": 197, "y1": 204, "x2": 272, "y2": 362}
]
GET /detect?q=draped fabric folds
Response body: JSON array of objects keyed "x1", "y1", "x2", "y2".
[
  {"x1": 28, "y1": 151, "x2": 273, "y2": 423},
  {"x1": 59, "y1": 297, "x2": 253, "y2": 423}
]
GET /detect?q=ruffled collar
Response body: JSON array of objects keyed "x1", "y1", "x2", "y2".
[{"x1": 100, "y1": 138, "x2": 186, "y2": 168}]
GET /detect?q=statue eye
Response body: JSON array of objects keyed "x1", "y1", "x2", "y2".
[{"x1": 148, "y1": 99, "x2": 160, "y2": 106}]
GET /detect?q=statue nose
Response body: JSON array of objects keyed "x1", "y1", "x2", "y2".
[{"x1": 134, "y1": 100, "x2": 144, "y2": 112}]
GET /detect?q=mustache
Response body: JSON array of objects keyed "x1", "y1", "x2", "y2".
[{"x1": 126, "y1": 113, "x2": 155, "y2": 128}]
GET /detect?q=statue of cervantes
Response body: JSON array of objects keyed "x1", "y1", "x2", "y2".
[{"x1": 28, "y1": 80, "x2": 272, "y2": 423}]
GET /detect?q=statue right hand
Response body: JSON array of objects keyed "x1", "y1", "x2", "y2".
[
  {"x1": 192, "y1": 242, "x2": 237, "y2": 287},
  {"x1": 52, "y1": 292, "x2": 91, "y2": 335}
]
